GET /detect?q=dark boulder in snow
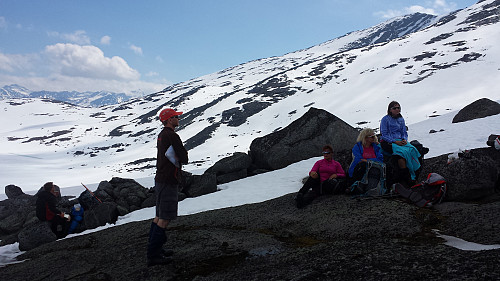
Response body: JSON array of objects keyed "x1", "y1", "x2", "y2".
[
  {"x1": 183, "y1": 173, "x2": 217, "y2": 197},
  {"x1": 4, "y1": 185, "x2": 24, "y2": 199},
  {"x1": 204, "y1": 152, "x2": 252, "y2": 184},
  {"x1": 17, "y1": 222, "x2": 57, "y2": 251},
  {"x1": 83, "y1": 202, "x2": 119, "y2": 229},
  {"x1": 452, "y1": 98, "x2": 500, "y2": 123},
  {"x1": 204, "y1": 152, "x2": 252, "y2": 176},
  {"x1": 249, "y1": 107, "x2": 358, "y2": 170}
]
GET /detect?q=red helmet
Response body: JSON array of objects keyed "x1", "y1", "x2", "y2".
[{"x1": 159, "y1": 108, "x2": 182, "y2": 122}]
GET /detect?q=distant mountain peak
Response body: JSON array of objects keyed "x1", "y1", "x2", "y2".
[{"x1": 0, "y1": 85, "x2": 132, "y2": 107}]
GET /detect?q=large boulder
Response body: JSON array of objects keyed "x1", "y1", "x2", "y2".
[
  {"x1": 184, "y1": 174, "x2": 217, "y2": 197},
  {"x1": 205, "y1": 152, "x2": 252, "y2": 175},
  {"x1": 249, "y1": 107, "x2": 358, "y2": 170},
  {"x1": 79, "y1": 177, "x2": 151, "y2": 215},
  {"x1": 5, "y1": 185, "x2": 24, "y2": 199},
  {"x1": 452, "y1": 98, "x2": 500, "y2": 123},
  {"x1": 421, "y1": 147, "x2": 500, "y2": 201},
  {"x1": 83, "y1": 202, "x2": 119, "y2": 229},
  {"x1": 17, "y1": 222, "x2": 57, "y2": 251},
  {"x1": 204, "y1": 152, "x2": 253, "y2": 184}
]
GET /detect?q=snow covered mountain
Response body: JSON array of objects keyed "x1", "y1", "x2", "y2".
[
  {"x1": 0, "y1": 84, "x2": 131, "y2": 107},
  {"x1": 1, "y1": 0, "x2": 499, "y2": 192}
]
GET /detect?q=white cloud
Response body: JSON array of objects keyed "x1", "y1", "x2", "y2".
[
  {"x1": 44, "y1": 43, "x2": 140, "y2": 80},
  {"x1": 375, "y1": 0, "x2": 459, "y2": 19},
  {"x1": 0, "y1": 52, "x2": 36, "y2": 72},
  {"x1": 155, "y1": 56, "x2": 164, "y2": 63},
  {"x1": 130, "y1": 44, "x2": 143, "y2": 55},
  {"x1": 100, "y1": 35, "x2": 111, "y2": 45},
  {"x1": 0, "y1": 44, "x2": 167, "y2": 95},
  {"x1": 48, "y1": 30, "x2": 91, "y2": 45}
]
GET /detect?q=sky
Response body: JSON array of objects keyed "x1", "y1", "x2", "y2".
[
  {"x1": 0, "y1": 0, "x2": 476, "y2": 95},
  {"x1": 1, "y1": 106, "x2": 500, "y2": 265}
]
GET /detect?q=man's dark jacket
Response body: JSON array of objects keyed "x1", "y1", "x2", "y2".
[
  {"x1": 155, "y1": 127, "x2": 189, "y2": 184},
  {"x1": 36, "y1": 190, "x2": 61, "y2": 221}
]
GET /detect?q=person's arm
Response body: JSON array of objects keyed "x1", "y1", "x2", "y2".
[
  {"x1": 402, "y1": 118, "x2": 408, "y2": 141},
  {"x1": 352, "y1": 143, "x2": 363, "y2": 161},
  {"x1": 373, "y1": 144, "x2": 384, "y2": 162},
  {"x1": 171, "y1": 132, "x2": 189, "y2": 164},
  {"x1": 309, "y1": 160, "x2": 320, "y2": 178},
  {"x1": 46, "y1": 196, "x2": 62, "y2": 216},
  {"x1": 380, "y1": 116, "x2": 394, "y2": 143}
]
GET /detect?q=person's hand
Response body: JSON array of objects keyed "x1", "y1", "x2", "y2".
[
  {"x1": 395, "y1": 140, "x2": 407, "y2": 146},
  {"x1": 361, "y1": 159, "x2": 367, "y2": 162},
  {"x1": 310, "y1": 171, "x2": 319, "y2": 179}
]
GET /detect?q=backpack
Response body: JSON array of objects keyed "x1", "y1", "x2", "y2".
[
  {"x1": 395, "y1": 173, "x2": 447, "y2": 207},
  {"x1": 350, "y1": 160, "x2": 387, "y2": 197}
]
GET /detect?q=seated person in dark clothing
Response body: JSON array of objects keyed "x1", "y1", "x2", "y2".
[
  {"x1": 295, "y1": 145, "x2": 346, "y2": 208},
  {"x1": 36, "y1": 182, "x2": 71, "y2": 238}
]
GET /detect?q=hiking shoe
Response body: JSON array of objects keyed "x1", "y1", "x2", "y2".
[
  {"x1": 295, "y1": 193, "x2": 305, "y2": 209},
  {"x1": 147, "y1": 255, "x2": 173, "y2": 267}
]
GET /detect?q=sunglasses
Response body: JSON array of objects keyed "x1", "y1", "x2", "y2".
[
  {"x1": 367, "y1": 135, "x2": 376, "y2": 138},
  {"x1": 322, "y1": 151, "x2": 332, "y2": 155},
  {"x1": 391, "y1": 106, "x2": 401, "y2": 110},
  {"x1": 171, "y1": 115, "x2": 179, "y2": 119}
]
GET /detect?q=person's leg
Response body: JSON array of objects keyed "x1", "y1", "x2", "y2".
[
  {"x1": 296, "y1": 177, "x2": 320, "y2": 208},
  {"x1": 297, "y1": 177, "x2": 319, "y2": 195},
  {"x1": 352, "y1": 162, "x2": 368, "y2": 182},
  {"x1": 147, "y1": 182, "x2": 177, "y2": 266},
  {"x1": 50, "y1": 215, "x2": 67, "y2": 239}
]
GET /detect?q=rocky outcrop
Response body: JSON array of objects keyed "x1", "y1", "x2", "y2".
[
  {"x1": 4, "y1": 185, "x2": 24, "y2": 199},
  {"x1": 452, "y1": 98, "x2": 500, "y2": 123},
  {"x1": 249, "y1": 107, "x2": 358, "y2": 170},
  {"x1": 2, "y1": 187, "x2": 499, "y2": 280},
  {"x1": 421, "y1": 147, "x2": 500, "y2": 201}
]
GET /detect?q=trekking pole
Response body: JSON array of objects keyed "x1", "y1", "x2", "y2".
[{"x1": 81, "y1": 183, "x2": 102, "y2": 203}]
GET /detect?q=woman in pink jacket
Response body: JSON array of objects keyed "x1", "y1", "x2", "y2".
[{"x1": 295, "y1": 145, "x2": 346, "y2": 208}]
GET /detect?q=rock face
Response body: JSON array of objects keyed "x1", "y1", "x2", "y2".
[
  {"x1": 420, "y1": 147, "x2": 500, "y2": 201},
  {"x1": 452, "y1": 98, "x2": 500, "y2": 123},
  {"x1": 2, "y1": 190, "x2": 500, "y2": 280},
  {"x1": 17, "y1": 222, "x2": 57, "y2": 251},
  {"x1": 249, "y1": 107, "x2": 359, "y2": 170},
  {"x1": 4, "y1": 185, "x2": 24, "y2": 199}
]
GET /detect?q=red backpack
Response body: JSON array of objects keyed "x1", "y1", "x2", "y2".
[{"x1": 395, "y1": 173, "x2": 447, "y2": 207}]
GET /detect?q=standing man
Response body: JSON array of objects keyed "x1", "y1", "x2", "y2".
[{"x1": 147, "y1": 108, "x2": 188, "y2": 266}]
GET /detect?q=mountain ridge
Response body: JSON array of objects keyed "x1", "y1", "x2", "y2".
[
  {"x1": 1, "y1": 0, "x2": 499, "y2": 189},
  {"x1": 0, "y1": 84, "x2": 132, "y2": 107}
]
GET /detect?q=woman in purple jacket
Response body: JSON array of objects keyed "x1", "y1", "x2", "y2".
[
  {"x1": 295, "y1": 145, "x2": 346, "y2": 208},
  {"x1": 380, "y1": 101, "x2": 421, "y2": 186}
]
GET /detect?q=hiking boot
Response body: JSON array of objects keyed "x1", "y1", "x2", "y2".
[
  {"x1": 147, "y1": 255, "x2": 173, "y2": 267},
  {"x1": 295, "y1": 193, "x2": 305, "y2": 209}
]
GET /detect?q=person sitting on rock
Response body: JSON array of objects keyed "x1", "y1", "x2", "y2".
[
  {"x1": 380, "y1": 101, "x2": 421, "y2": 187},
  {"x1": 36, "y1": 182, "x2": 71, "y2": 238},
  {"x1": 347, "y1": 128, "x2": 385, "y2": 194},
  {"x1": 295, "y1": 145, "x2": 346, "y2": 208},
  {"x1": 68, "y1": 203, "x2": 84, "y2": 234},
  {"x1": 349, "y1": 128, "x2": 384, "y2": 180}
]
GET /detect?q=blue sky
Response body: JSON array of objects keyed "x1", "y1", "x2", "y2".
[{"x1": 0, "y1": 0, "x2": 475, "y2": 95}]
